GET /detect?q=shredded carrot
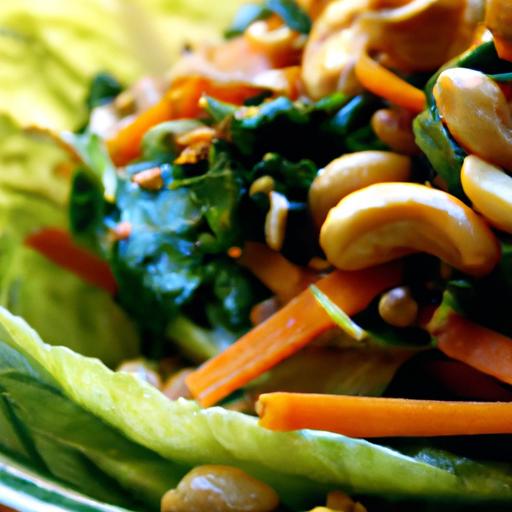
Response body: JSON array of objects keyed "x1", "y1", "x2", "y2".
[
  {"x1": 239, "y1": 242, "x2": 317, "y2": 303},
  {"x1": 355, "y1": 52, "x2": 426, "y2": 113},
  {"x1": 430, "y1": 313, "x2": 512, "y2": 386},
  {"x1": 257, "y1": 392, "x2": 512, "y2": 437},
  {"x1": 186, "y1": 262, "x2": 402, "y2": 407},
  {"x1": 494, "y1": 35, "x2": 512, "y2": 63},
  {"x1": 25, "y1": 228, "x2": 117, "y2": 295}
]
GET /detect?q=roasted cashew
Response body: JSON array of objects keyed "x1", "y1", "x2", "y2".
[
  {"x1": 301, "y1": 0, "x2": 480, "y2": 99},
  {"x1": 434, "y1": 68, "x2": 512, "y2": 172},
  {"x1": 461, "y1": 155, "x2": 512, "y2": 234},
  {"x1": 161, "y1": 465, "x2": 279, "y2": 512},
  {"x1": 301, "y1": 0, "x2": 371, "y2": 99},
  {"x1": 320, "y1": 182, "x2": 500, "y2": 276},
  {"x1": 309, "y1": 151, "x2": 411, "y2": 227}
]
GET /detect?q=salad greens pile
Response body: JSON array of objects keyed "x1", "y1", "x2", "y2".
[
  {"x1": 69, "y1": 91, "x2": 383, "y2": 358},
  {"x1": 2, "y1": 0, "x2": 512, "y2": 511}
]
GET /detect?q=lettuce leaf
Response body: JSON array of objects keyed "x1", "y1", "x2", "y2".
[
  {"x1": 0, "y1": 0, "x2": 246, "y2": 130},
  {"x1": 0, "y1": 117, "x2": 140, "y2": 366},
  {"x1": 1, "y1": 307, "x2": 512, "y2": 510}
]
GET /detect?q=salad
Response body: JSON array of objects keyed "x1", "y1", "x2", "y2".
[{"x1": 2, "y1": 0, "x2": 512, "y2": 510}]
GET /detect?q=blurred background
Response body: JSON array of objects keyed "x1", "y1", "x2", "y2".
[{"x1": 0, "y1": 0, "x2": 245, "y2": 131}]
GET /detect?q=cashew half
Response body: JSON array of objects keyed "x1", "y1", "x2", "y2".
[
  {"x1": 461, "y1": 155, "x2": 512, "y2": 234},
  {"x1": 309, "y1": 151, "x2": 411, "y2": 227},
  {"x1": 434, "y1": 68, "x2": 512, "y2": 172},
  {"x1": 301, "y1": 0, "x2": 371, "y2": 99},
  {"x1": 320, "y1": 182, "x2": 500, "y2": 276}
]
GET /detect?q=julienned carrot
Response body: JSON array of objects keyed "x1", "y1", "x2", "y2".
[
  {"x1": 239, "y1": 242, "x2": 317, "y2": 303},
  {"x1": 431, "y1": 313, "x2": 512, "y2": 386},
  {"x1": 355, "y1": 52, "x2": 426, "y2": 113},
  {"x1": 257, "y1": 393, "x2": 512, "y2": 437},
  {"x1": 25, "y1": 228, "x2": 117, "y2": 295},
  {"x1": 186, "y1": 262, "x2": 402, "y2": 407}
]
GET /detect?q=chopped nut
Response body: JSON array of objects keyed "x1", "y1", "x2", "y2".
[
  {"x1": 110, "y1": 221, "x2": 132, "y2": 242},
  {"x1": 132, "y1": 167, "x2": 164, "y2": 190},
  {"x1": 174, "y1": 141, "x2": 210, "y2": 165}
]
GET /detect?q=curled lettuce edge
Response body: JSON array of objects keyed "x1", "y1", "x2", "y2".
[{"x1": 2, "y1": 307, "x2": 512, "y2": 508}]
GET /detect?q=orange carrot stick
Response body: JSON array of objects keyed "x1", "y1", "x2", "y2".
[
  {"x1": 355, "y1": 52, "x2": 426, "y2": 113},
  {"x1": 430, "y1": 313, "x2": 512, "y2": 386},
  {"x1": 25, "y1": 228, "x2": 117, "y2": 295},
  {"x1": 186, "y1": 262, "x2": 402, "y2": 407},
  {"x1": 239, "y1": 242, "x2": 317, "y2": 303},
  {"x1": 257, "y1": 393, "x2": 512, "y2": 437}
]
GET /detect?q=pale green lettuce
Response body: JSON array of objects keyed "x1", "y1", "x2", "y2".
[
  {"x1": 0, "y1": 0, "x2": 246, "y2": 130},
  {"x1": 0, "y1": 116, "x2": 140, "y2": 365},
  {"x1": 1, "y1": 307, "x2": 512, "y2": 510}
]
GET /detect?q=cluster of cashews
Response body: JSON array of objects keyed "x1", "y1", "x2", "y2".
[
  {"x1": 300, "y1": 0, "x2": 482, "y2": 99},
  {"x1": 310, "y1": 149, "x2": 501, "y2": 278},
  {"x1": 434, "y1": 67, "x2": 512, "y2": 235}
]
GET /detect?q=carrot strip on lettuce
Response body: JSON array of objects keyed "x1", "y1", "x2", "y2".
[
  {"x1": 25, "y1": 228, "x2": 117, "y2": 295},
  {"x1": 429, "y1": 313, "x2": 512, "y2": 386},
  {"x1": 257, "y1": 393, "x2": 512, "y2": 437},
  {"x1": 186, "y1": 262, "x2": 402, "y2": 407},
  {"x1": 355, "y1": 52, "x2": 426, "y2": 113}
]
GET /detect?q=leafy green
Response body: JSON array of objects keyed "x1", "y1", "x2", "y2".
[
  {"x1": 266, "y1": 0, "x2": 311, "y2": 34},
  {"x1": 86, "y1": 73, "x2": 123, "y2": 111},
  {"x1": 0, "y1": 452, "x2": 136, "y2": 512},
  {"x1": 225, "y1": 93, "x2": 382, "y2": 166},
  {"x1": 413, "y1": 110, "x2": 466, "y2": 197},
  {"x1": 0, "y1": 331, "x2": 188, "y2": 510},
  {"x1": 70, "y1": 135, "x2": 263, "y2": 351},
  {"x1": 310, "y1": 285, "x2": 367, "y2": 341},
  {"x1": 3, "y1": 308, "x2": 512, "y2": 509}
]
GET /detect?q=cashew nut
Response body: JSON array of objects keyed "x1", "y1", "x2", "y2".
[
  {"x1": 301, "y1": 0, "x2": 479, "y2": 100},
  {"x1": 301, "y1": 0, "x2": 370, "y2": 99},
  {"x1": 161, "y1": 465, "x2": 279, "y2": 512},
  {"x1": 320, "y1": 182, "x2": 500, "y2": 276},
  {"x1": 434, "y1": 68, "x2": 512, "y2": 172},
  {"x1": 265, "y1": 191, "x2": 289, "y2": 251},
  {"x1": 461, "y1": 155, "x2": 512, "y2": 234},
  {"x1": 370, "y1": 108, "x2": 419, "y2": 155},
  {"x1": 309, "y1": 151, "x2": 411, "y2": 227},
  {"x1": 361, "y1": 0, "x2": 474, "y2": 72}
]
